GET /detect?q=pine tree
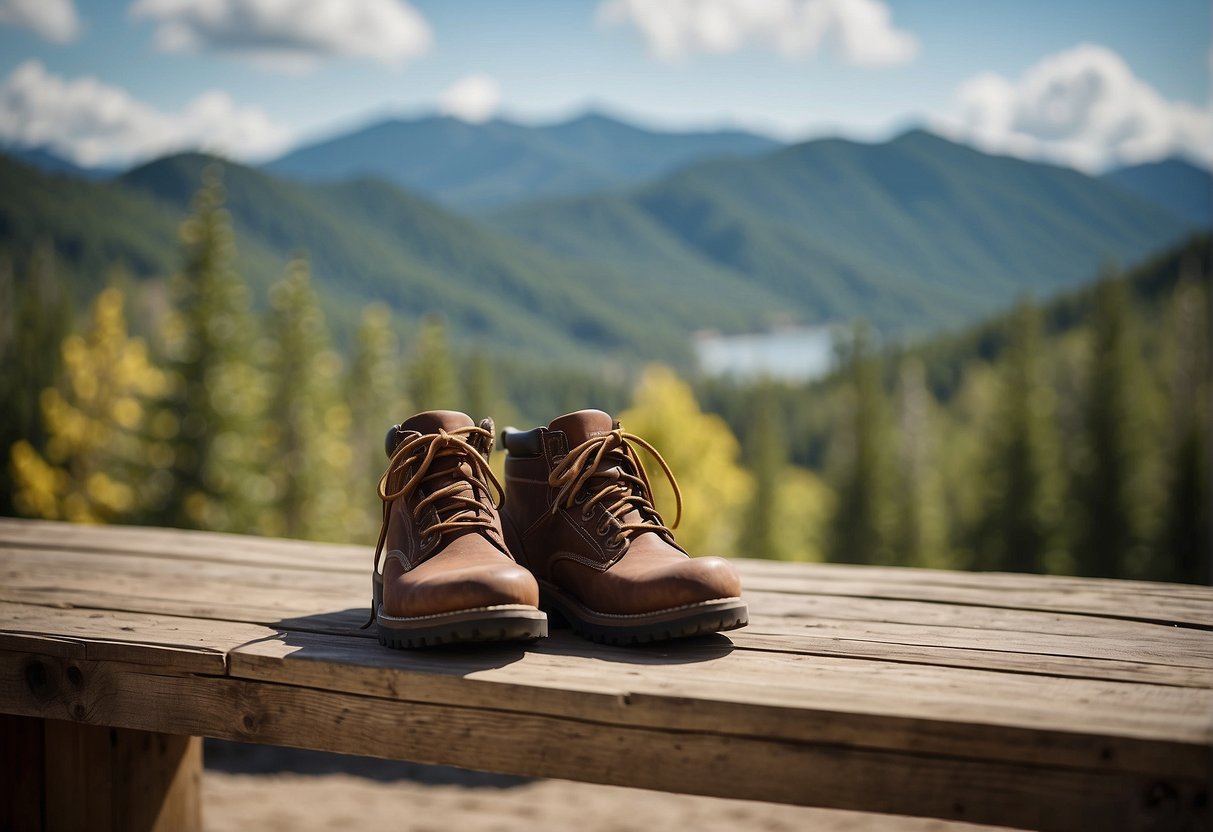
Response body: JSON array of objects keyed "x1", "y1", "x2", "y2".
[
  {"x1": 262, "y1": 258, "x2": 353, "y2": 541},
  {"x1": 407, "y1": 315, "x2": 457, "y2": 412},
  {"x1": 826, "y1": 323, "x2": 895, "y2": 565},
  {"x1": 344, "y1": 303, "x2": 406, "y2": 540},
  {"x1": 739, "y1": 382, "x2": 786, "y2": 559},
  {"x1": 973, "y1": 300, "x2": 1064, "y2": 573},
  {"x1": 619, "y1": 366, "x2": 751, "y2": 557},
  {"x1": 463, "y1": 349, "x2": 499, "y2": 422},
  {"x1": 1072, "y1": 276, "x2": 1153, "y2": 578},
  {"x1": 10, "y1": 287, "x2": 168, "y2": 523},
  {"x1": 1156, "y1": 275, "x2": 1211, "y2": 583},
  {"x1": 893, "y1": 358, "x2": 948, "y2": 567},
  {"x1": 157, "y1": 166, "x2": 268, "y2": 533},
  {"x1": 0, "y1": 245, "x2": 72, "y2": 515}
]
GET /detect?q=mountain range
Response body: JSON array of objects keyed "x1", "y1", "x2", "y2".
[
  {"x1": 265, "y1": 112, "x2": 782, "y2": 213},
  {"x1": 0, "y1": 119, "x2": 1203, "y2": 368},
  {"x1": 491, "y1": 129, "x2": 1195, "y2": 332},
  {"x1": 1101, "y1": 158, "x2": 1212, "y2": 228}
]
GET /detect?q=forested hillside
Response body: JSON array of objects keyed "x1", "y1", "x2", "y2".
[
  {"x1": 0, "y1": 151, "x2": 783, "y2": 366},
  {"x1": 697, "y1": 234, "x2": 1211, "y2": 582},
  {"x1": 495, "y1": 130, "x2": 1194, "y2": 334}
]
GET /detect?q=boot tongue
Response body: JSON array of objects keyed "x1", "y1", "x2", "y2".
[
  {"x1": 550, "y1": 409, "x2": 653, "y2": 533},
  {"x1": 402, "y1": 410, "x2": 474, "y2": 435},
  {"x1": 549, "y1": 409, "x2": 614, "y2": 447},
  {"x1": 397, "y1": 410, "x2": 479, "y2": 479}
]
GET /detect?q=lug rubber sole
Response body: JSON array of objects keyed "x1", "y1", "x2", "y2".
[
  {"x1": 376, "y1": 604, "x2": 548, "y2": 649},
  {"x1": 538, "y1": 582, "x2": 748, "y2": 646}
]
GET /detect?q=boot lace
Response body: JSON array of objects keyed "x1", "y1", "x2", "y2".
[
  {"x1": 363, "y1": 425, "x2": 503, "y2": 628},
  {"x1": 548, "y1": 426, "x2": 682, "y2": 550},
  {"x1": 373, "y1": 424, "x2": 504, "y2": 569}
]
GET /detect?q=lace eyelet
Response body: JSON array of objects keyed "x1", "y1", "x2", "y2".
[
  {"x1": 606, "y1": 535, "x2": 625, "y2": 550},
  {"x1": 595, "y1": 520, "x2": 610, "y2": 537},
  {"x1": 580, "y1": 506, "x2": 594, "y2": 521},
  {"x1": 574, "y1": 491, "x2": 587, "y2": 505}
]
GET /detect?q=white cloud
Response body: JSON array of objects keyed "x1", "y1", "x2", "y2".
[
  {"x1": 935, "y1": 43, "x2": 1213, "y2": 171},
  {"x1": 0, "y1": 0, "x2": 80, "y2": 43},
  {"x1": 0, "y1": 60, "x2": 291, "y2": 167},
  {"x1": 440, "y1": 74, "x2": 501, "y2": 124},
  {"x1": 129, "y1": 0, "x2": 431, "y2": 71},
  {"x1": 597, "y1": 0, "x2": 917, "y2": 66}
]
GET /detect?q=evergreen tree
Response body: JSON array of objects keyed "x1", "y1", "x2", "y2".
[
  {"x1": 1156, "y1": 276, "x2": 1211, "y2": 583},
  {"x1": 973, "y1": 300, "x2": 1064, "y2": 573},
  {"x1": 826, "y1": 323, "x2": 895, "y2": 565},
  {"x1": 1072, "y1": 276, "x2": 1153, "y2": 578},
  {"x1": 157, "y1": 166, "x2": 268, "y2": 533},
  {"x1": 407, "y1": 315, "x2": 457, "y2": 411},
  {"x1": 463, "y1": 349, "x2": 499, "y2": 421},
  {"x1": 893, "y1": 359, "x2": 947, "y2": 567},
  {"x1": 263, "y1": 258, "x2": 353, "y2": 541},
  {"x1": 739, "y1": 382, "x2": 786, "y2": 559},
  {"x1": 344, "y1": 303, "x2": 406, "y2": 540},
  {"x1": 10, "y1": 287, "x2": 167, "y2": 522},
  {"x1": 0, "y1": 245, "x2": 72, "y2": 515},
  {"x1": 619, "y1": 366, "x2": 751, "y2": 557}
]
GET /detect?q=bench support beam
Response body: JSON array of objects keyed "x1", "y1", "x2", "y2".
[{"x1": 1, "y1": 714, "x2": 201, "y2": 832}]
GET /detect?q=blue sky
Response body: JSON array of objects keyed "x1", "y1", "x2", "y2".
[{"x1": 0, "y1": 0, "x2": 1209, "y2": 170}]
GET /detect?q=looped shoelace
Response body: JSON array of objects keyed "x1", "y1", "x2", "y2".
[
  {"x1": 363, "y1": 425, "x2": 503, "y2": 628},
  {"x1": 548, "y1": 427, "x2": 682, "y2": 550}
]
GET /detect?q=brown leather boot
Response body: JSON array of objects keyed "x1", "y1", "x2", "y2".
[
  {"x1": 501, "y1": 409, "x2": 747, "y2": 645},
  {"x1": 368, "y1": 410, "x2": 547, "y2": 648}
]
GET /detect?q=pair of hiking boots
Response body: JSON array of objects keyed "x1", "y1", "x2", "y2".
[{"x1": 367, "y1": 409, "x2": 748, "y2": 648}]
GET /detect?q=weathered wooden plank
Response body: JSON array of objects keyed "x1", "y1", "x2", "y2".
[
  {"x1": 0, "y1": 518, "x2": 365, "y2": 573},
  {"x1": 737, "y1": 559, "x2": 1213, "y2": 601},
  {"x1": 224, "y1": 629, "x2": 1213, "y2": 776},
  {"x1": 744, "y1": 600, "x2": 1213, "y2": 670},
  {"x1": 729, "y1": 631, "x2": 1213, "y2": 688},
  {"x1": 2, "y1": 601, "x2": 1209, "y2": 776},
  {"x1": 1, "y1": 604, "x2": 1209, "y2": 779},
  {"x1": 737, "y1": 567, "x2": 1213, "y2": 625},
  {"x1": 8, "y1": 544, "x2": 1211, "y2": 657},
  {"x1": 6, "y1": 517, "x2": 1211, "y2": 625},
  {"x1": 4, "y1": 547, "x2": 1211, "y2": 686},
  {"x1": 1, "y1": 649, "x2": 1205, "y2": 832},
  {"x1": 0, "y1": 603, "x2": 247, "y2": 674}
]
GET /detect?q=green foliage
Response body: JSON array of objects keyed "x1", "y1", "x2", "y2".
[
  {"x1": 1071, "y1": 274, "x2": 1156, "y2": 578},
  {"x1": 826, "y1": 324, "x2": 895, "y2": 565},
  {"x1": 892, "y1": 359, "x2": 949, "y2": 568},
  {"x1": 0, "y1": 245, "x2": 72, "y2": 514},
  {"x1": 1155, "y1": 275, "x2": 1211, "y2": 583},
  {"x1": 344, "y1": 303, "x2": 407, "y2": 540},
  {"x1": 738, "y1": 383, "x2": 784, "y2": 560},
  {"x1": 157, "y1": 168, "x2": 270, "y2": 533},
  {"x1": 10, "y1": 286, "x2": 166, "y2": 522},
  {"x1": 407, "y1": 316, "x2": 458, "y2": 412},
  {"x1": 496, "y1": 130, "x2": 1189, "y2": 337},
  {"x1": 262, "y1": 258, "x2": 354, "y2": 541},
  {"x1": 972, "y1": 301, "x2": 1065, "y2": 574}
]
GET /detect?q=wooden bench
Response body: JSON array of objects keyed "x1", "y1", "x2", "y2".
[{"x1": 0, "y1": 518, "x2": 1209, "y2": 832}]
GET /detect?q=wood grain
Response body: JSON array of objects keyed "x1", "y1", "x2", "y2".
[
  {"x1": 1, "y1": 519, "x2": 1211, "y2": 832},
  {"x1": 2, "y1": 649, "x2": 1206, "y2": 832}
]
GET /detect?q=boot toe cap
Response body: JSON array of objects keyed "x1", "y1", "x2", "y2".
[
  {"x1": 650, "y1": 556, "x2": 742, "y2": 608},
  {"x1": 387, "y1": 562, "x2": 539, "y2": 618}
]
